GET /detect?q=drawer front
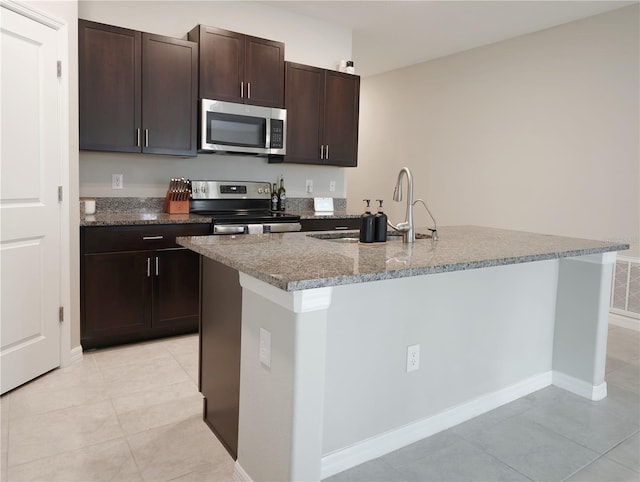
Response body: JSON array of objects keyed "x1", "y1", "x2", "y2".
[
  {"x1": 83, "y1": 224, "x2": 211, "y2": 254},
  {"x1": 300, "y1": 218, "x2": 360, "y2": 232}
]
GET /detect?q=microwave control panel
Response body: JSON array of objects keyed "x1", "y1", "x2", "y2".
[{"x1": 270, "y1": 119, "x2": 284, "y2": 149}]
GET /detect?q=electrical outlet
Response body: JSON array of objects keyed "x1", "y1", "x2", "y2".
[
  {"x1": 259, "y1": 328, "x2": 272, "y2": 368},
  {"x1": 407, "y1": 344, "x2": 420, "y2": 372},
  {"x1": 306, "y1": 179, "x2": 313, "y2": 193},
  {"x1": 329, "y1": 180, "x2": 336, "y2": 192},
  {"x1": 112, "y1": 174, "x2": 123, "y2": 190}
]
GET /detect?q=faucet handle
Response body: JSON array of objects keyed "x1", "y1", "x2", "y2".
[{"x1": 395, "y1": 222, "x2": 411, "y2": 232}]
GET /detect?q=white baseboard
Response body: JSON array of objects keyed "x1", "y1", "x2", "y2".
[
  {"x1": 233, "y1": 462, "x2": 252, "y2": 482},
  {"x1": 69, "y1": 345, "x2": 83, "y2": 364},
  {"x1": 609, "y1": 312, "x2": 640, "y2": 332},
  {"x1": 552, "y1": 371, "x2": 607, "y2": 401},
  {"x1": 320, "y1": 371, "x2": 553, "y2": 479}
]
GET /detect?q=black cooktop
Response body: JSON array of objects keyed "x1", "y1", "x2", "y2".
[{"x1": 191, "y1": 209, "x2": 300, "y2": 224}]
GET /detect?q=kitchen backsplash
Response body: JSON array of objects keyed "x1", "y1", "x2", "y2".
[{"x1": 79, "y1": 151, "x2": 348, "y2": 199}]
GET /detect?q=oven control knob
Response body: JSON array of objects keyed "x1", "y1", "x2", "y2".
[{"x1": 258, "y1": 187, "x2": 264, "y2": 194}]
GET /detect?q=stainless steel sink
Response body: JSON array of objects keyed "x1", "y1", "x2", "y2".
[{"x1": 307, "y1": 232, "x2": 431, "y2": 243}]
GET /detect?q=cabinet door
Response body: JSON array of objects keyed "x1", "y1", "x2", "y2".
[
  {"x1": 82, "y1": 251, "x2": 151, "y2": 341},
  {"x1": 324, "y1": 71, "x2": 360, "y2": 167},
  {"x1": 79, "y1": 20, "x2": 141, "y2": 152},
  {"x1": 142, "y1": 34, "x2": 198, "y2": 156},
  {"x1": 244, "y1": 35, "x2": 284, "y2": 108},
  {"x1": 195, "y1": 26, "x2": 244, "y2": 103},
  {"x1": 152, "y1": 248, "x2": 200, "y2": 329},
  {"x1": 300, "y1": 218, "x2": 360, "y2": 232},
  {"x1": 283, "y1": 62, "x2": 324, "y2": 164}
]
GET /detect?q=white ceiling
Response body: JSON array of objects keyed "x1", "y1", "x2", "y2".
[{"x1": 264, "y1": 1, "x2": 637, "y2": 76}]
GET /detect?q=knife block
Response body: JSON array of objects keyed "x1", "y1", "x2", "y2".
[{"x1": 164, "y1": 192, "x2": 190, "y2": 214}]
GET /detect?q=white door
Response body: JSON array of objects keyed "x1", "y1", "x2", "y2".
[{"x1": 1, "y1": 5, "x2": 62, "y2": 394}]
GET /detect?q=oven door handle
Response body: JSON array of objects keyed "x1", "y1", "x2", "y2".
[
  {"x1": 213, "y1": 225, "x2": 247, "y2": 235},
  {"x1": 265, "y1": 222, "x2": 302, "y2": 233}
]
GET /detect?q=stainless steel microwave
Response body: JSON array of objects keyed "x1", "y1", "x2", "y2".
[{"x1": 200, "y1": 99, "x2": 286, "y2": 156}]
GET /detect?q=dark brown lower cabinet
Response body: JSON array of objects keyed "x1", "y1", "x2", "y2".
[
  {"x1": 300, "y1": 217, "x2": 360, "y2": 232},
  {"x1": 153, "y1": 248, "x2": 201, "y2": 328},
  {"x1": 81, "y1": 224, "x2": 209, "y2": 349},
  {"x1": 83, "y1": 251, "x2": 152, "y2": 339}
]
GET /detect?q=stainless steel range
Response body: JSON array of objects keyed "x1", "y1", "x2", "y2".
[{"x1": 190, "y1": 180, "x2": 301, "y2": 234}]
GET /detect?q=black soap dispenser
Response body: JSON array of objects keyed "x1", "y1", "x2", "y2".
[
  {"x1": 359, "y1": 199, "x2": 375, "y2": 243},
  {"x1": 374, "y1": 199, "x2": 387, "y2": 242}
]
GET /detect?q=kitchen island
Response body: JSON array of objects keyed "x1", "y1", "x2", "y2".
[{"x1": 178, "y1": 226, "x2": 627, "y2": 482}]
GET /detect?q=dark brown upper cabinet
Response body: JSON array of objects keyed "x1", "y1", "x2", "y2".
[
  {"x1": 188, "y1": 25, "x2": 285, "y2": 108},
  {"x1": 278, "y1": 62, "x2": 360, "y2": 167},
  {"x1": 79, "y1": 20, "x2": 198, "y2": 156}
]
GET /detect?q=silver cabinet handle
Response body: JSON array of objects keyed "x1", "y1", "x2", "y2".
[
  {"x1": 247, "y1": 82, "x2": 251, "y2": 99},
  {"x1": 335, "y1": 226, "x2": 349, "y2": 230},
  {"x1": 146, "y1": 257, "x2": 151, "y2": 277},
  {"x1": 241, "y1": 81, "x2": 244, "y2": 98},
  {"x1": 136, "y1": 128, "x2": 141, "y2": 147},
  {"x1": 326, "y1": 144, "x2": 329, "y2": 159},
  {"x1": 155, "y1": 257, "x2": 159, "y2": 276},
  {"x1": 142, "y1": 236, "x2": 163, "y2": 240},
  {"x1": 145, "y1": 129, "x2": 149, "y2": 147},
  {"x1": 320, "y1": 145, "x2": 324, "y2": 160}
]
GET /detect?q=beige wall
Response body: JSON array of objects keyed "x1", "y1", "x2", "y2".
[{"x1": 349, "y1": 5, "x2": 639, "y2": 257}]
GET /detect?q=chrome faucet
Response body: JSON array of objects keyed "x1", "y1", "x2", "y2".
[{"x1": 389, "y1": 167, "x2": 415, "y2": 243}]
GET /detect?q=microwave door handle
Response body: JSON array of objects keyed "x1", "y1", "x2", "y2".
[{"x1": 265, "y1": 118, "x2": 271, "y2": 149}]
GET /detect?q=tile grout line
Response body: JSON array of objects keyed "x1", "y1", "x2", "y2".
[
  {"x1": 459, "y1": 430, "x2": 536, "y2": 482},
  {"x1": 560, "y1": 453, "x2": 609, "y2": 482},
  {"x1": 599, "y1": 429, "x2": 640, "y2": 473}
]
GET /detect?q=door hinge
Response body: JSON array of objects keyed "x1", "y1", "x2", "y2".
[
  {"x1": 57, "y1": 61, "x2": 62, "y2": 78},
  {"x1": 58, "y1": 186, "x2": 63, "y2": 202},
  {"x1": 59, "y1": 306, "x2": 64, "y2": 323}
]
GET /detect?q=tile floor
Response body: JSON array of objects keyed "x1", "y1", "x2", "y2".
[
  {"x1": 1, "y1": 325, "x2": 638, "y2": 482},
  {"x1": 1, "y1": 335, "x2": 234, "y2": 481},
  {"x1": 325, "y1": 325, "x2": 640, "y2": 482}
]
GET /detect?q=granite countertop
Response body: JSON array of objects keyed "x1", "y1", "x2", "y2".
[
  {"x1": 294, "y1": 210, "x2": 361, "y2": 220},
  {"x1": 79, "y1": 197, "x2": 212, "y2": 226},
  {"x1": 79, "y1": 210, "x2": 358, "y2": 226},
  {"x1": 177, "y1": 225, "x2": 629, "y2": 291},
  {"x1": 81, "y1": 212, "x2": 212, "y2": 226},
  {"x1": 78, "y1": 197, "x2": 357, "y2": 226}
]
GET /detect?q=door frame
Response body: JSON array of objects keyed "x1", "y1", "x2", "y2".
[{"x1": 1, "y1": 0, "x2": 74, "y2": 367}]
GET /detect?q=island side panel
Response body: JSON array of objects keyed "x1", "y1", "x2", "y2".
[
  {"x1": 320, "y1": 260, "x2": 559, "y2": 469},
  {"x1": 235, "y1": 275, "x2": 332, "y2": 482},
  {"x1": 200, "y1": 257, "x2": 242, "y2": 458},
  {"x1": 552, "y1": 253, "x2": 616, "y2": 400}
]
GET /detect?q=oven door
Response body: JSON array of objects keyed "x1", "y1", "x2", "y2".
[
  {"x1": 212, "y1": 222, "x2": 301, "y2": 235},
  {"x1": 201, "y1": 99, "x2": 271, "y2": 155}
]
